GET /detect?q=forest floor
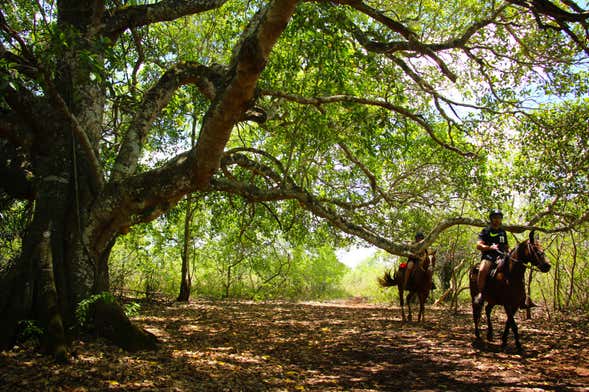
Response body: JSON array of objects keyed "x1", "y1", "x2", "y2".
[{"x1": 1, "y1": 298, "x2": 588, "y2": 391}]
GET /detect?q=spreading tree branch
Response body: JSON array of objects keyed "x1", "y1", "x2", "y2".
[
  {"x1": 507, "y1": 0, "x2": 589, "y2": 24},
  {"x1": 261, "y1": 90, "x2": 477, "y2": 158},
  {"x1": 190, "y1": 0, "x2": 298, "y2": 188},
  {"x1": 215, "y1": 151, "x2": 589, "y2": 257},
  {"x1": 334, "y1": 0, "x2": 457, "y2": 81},
  {"x1": 111, "y1": 61, "x2": 223, "y2": 181},
  {"x1": 102, "y1": 0, "x2": 229, "y2": 40}
]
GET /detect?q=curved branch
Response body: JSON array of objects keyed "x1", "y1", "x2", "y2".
[
  {"x1": 190, "y1": 0, "x2": 298, "y2": 189},
  {"x1": 102, "y1": 0, "x2": 229, "y2": 40},
  {"x1": 507, "y1": 0, "x2": 589, "y2": 23},
  {"x1": 88, "y1": 150, "x2": 197, "y2": 252},
  {"x1": 261, "y1": 90, "x2": 477, "y2": 157},
  {"x1": 210, "y1": 176, "x2": 416, "y2": 257},
  {"x1": 417, "y1": 212, "x2": 589, "y2": 253},
  {"x1": 217, "y1": 151, "x2": 589, "y2": 255},
  {"x1": 111, "y1": 61, "x2": 223, "y2": 181},
  {"x1": 336, "y1": 0, "x2": 457, "y2": 81}
]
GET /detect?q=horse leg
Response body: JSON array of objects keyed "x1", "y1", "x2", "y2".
[
  {"x1": 470, "y1": 267, "x2": 482, "y2": 340},
  {"x1": 418, "y1": 291, "x2": 426, "y2": 322},
  {"x1": 399, "y1": 286, "x2": 406, "y2": 322},
  {"x1": 508, "y1": 309, "x2": 522, "y2": 352},
  {"x1": 406, "y1": 292, "x2": 414, "y2": 322},
  {"x1": 501, "y1": 306, "x2": 515, "y2": 349},
  {"x1": 485, "y1": 304, "x2": 494, "y2": 341},
  {"x1": 472, "y1": 301, "x2": 482, "y2": 340}
]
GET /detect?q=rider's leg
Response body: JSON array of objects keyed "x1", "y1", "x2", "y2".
[
  {"x1": 474, "y1": 259, "x2": 491, "y2": 305},
  {"x1": 403, "y1": 261, "x2": 415, "y2": 290}
]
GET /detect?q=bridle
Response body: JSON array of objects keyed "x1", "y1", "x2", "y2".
[
  {"x1": 504, "y1": 241, "x2": 546, "y2": 272},
  {"x1": 525, "y1": 241, "x2": 547, "y2": 271}
]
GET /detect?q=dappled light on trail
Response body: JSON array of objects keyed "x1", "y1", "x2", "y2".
[{"x1": 1, "y1": 300, "x2": 588, "y2": 391}]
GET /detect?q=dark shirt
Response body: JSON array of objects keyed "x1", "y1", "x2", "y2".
[{"x1": 478, "y1": 226, "x2": 508, "y2": 260}]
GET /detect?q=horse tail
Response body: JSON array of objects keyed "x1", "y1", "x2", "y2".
[{"x1": 378, "y1": 270, "x2": 397, "y2": 287}]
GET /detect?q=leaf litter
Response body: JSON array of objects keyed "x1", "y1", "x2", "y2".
[{"x1": 1, "y1": 299, "x2": 588, "y2": 391}]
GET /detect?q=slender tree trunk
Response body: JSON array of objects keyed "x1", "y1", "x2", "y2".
[
  {"x1": 566, "y1": 231, "x2": 577, "y2": 308},
  {"x1": 177, "y1": 194, "x2": 193, "y2": 302},
  {"x1": 552, "y1": 239, "x2": 563, "y2": 311},
  {"x1": 525, "y1": 268, "x2": 533, "y2": 320},
  {"x1": 177, "y1": 112, "x2": 198, "y2": 302},
  {"x1": 225, "y1": 265, "x2": 232, "y2": 299}
]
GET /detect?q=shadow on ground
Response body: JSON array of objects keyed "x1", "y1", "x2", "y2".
[{"x1": 1, "y1": 300, "x2": 588, "y2": 391}]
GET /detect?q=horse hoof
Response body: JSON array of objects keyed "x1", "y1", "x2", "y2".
[{"x1": 472, "y1": 338, "x2": 484, "y2": 348}]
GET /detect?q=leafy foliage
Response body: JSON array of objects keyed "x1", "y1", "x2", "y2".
[{"x1": 75, "y1": 292, "x2": 117, "y2": 328}]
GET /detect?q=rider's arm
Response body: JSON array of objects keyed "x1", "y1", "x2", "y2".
[{"x1": 477, "y1": 240, "x2": 498, "y2": 252}]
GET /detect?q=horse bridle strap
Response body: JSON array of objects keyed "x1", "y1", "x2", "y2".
[{"x1": 504, "y1": 243, "x2": 543, "y2": 272}]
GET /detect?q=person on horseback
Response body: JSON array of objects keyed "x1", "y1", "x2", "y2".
[
  {"x1": 402, "y1": 231, "x2": 427, "y2": 290},
  {"x1": 474, "y1": 210, "x2": 536, "y2": 308},
  {"x1": 473, "y1": 210, "x2": 509, "y2": 306}
]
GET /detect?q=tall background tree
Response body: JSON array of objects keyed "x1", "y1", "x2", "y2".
[{"x1": 0, "y1": 0, "x2": 587, "y2": 359}]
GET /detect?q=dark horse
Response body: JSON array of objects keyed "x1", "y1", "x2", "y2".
[
  {"x1": 379, "y1": 250, "x2": 436, "y2": 322},
  {"x1": 469, "y1": 230, "x2": 550, "y2": 351}
]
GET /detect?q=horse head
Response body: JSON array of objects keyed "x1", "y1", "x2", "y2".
[
  {"x1": 524, "y1": 230, "x2": 551, "y2": 273},
  {"x1": 427, "y1": 249, "x2": 437, "y2": 266}
]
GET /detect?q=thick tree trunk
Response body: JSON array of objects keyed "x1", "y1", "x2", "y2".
[
  {"x1": 2, "y1": 0, "x2": 299, "y2": 357},
  {"x1": 93, "y1": 299, "x2": 158, "y2": 352},
  {"x1": 36, "y1": 224, "x2": 68, "y2": 362},
  {"x1": 0, "y1": 128, "x2": 157, "y2": 353}
]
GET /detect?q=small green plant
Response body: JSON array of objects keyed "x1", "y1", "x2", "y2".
[
  {"x1": 16, "y1": 320, "x2": 44, "y2": 346},
  {"x1": 75, "y1": 291, "x2": 116, "y2": 328},
  {"x1": 123, "y1": 301, "x2": 141, "y2": 317}
]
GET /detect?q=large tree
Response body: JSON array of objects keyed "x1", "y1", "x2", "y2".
[{"x1": 0, "y1": 0, "x2": 587, "y2": 359}]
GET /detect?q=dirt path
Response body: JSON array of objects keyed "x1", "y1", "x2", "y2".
[{"x1": 1, "y1": 300, "x2": 588, "y2": 391}]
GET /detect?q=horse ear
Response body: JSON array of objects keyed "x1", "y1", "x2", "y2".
[{"x1": 529, "y1": 230, "x2": 536, "y2": 244}]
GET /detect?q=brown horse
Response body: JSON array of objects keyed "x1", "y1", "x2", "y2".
[
  {"x1": 469, "y1": 230, "x2": 550, "y2": 351},
  {"x1": 379, "y1": 250, "x2": 436, "y2": 322}
]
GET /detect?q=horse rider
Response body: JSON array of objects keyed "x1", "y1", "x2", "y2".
[
  {"x1": 402, "y1": 231, "x2": 428, "y2": 290},
  {"x1": 474, "y1": 210, "x2": 536, "y2": 309}
]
